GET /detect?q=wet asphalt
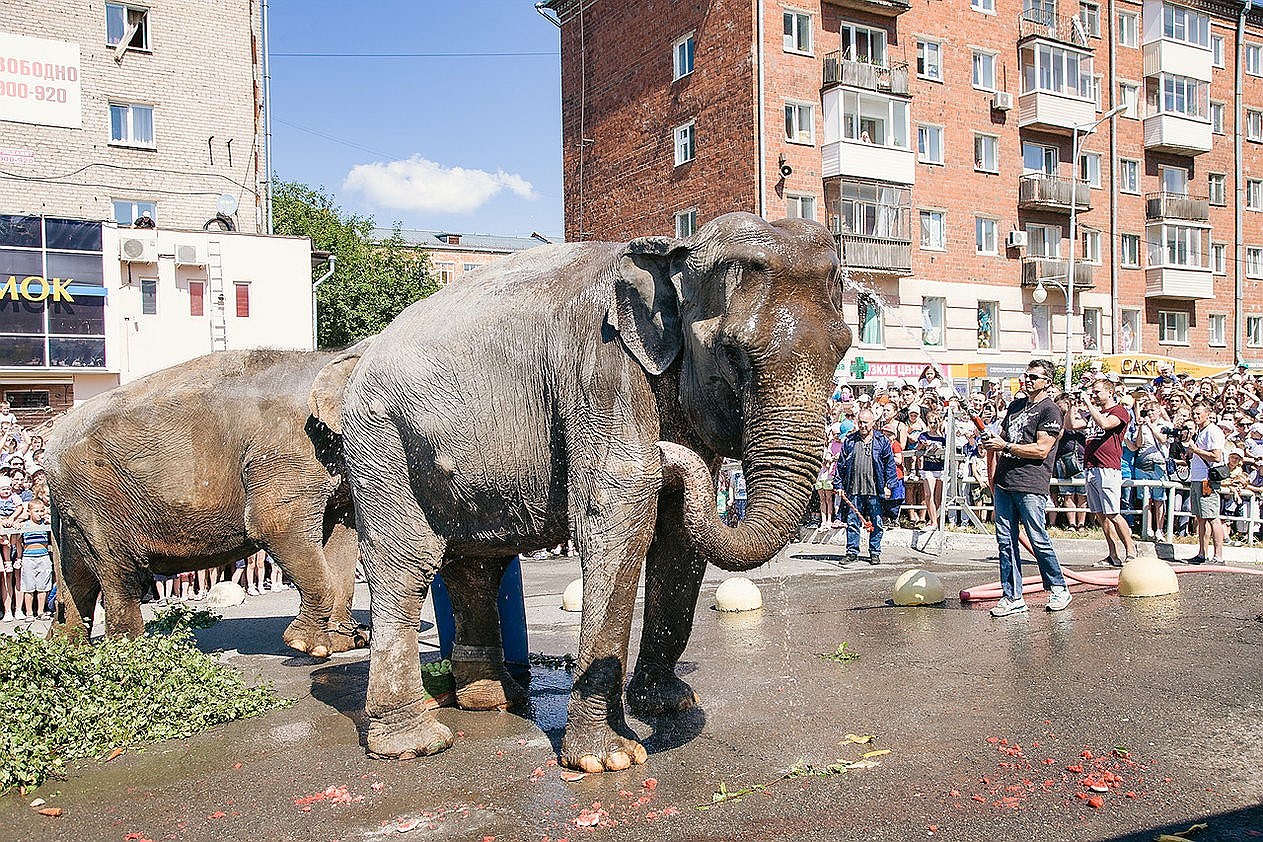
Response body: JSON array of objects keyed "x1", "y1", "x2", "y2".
[{"x1": 2, "y1": 529, "x2": 1261, "y2": 842}]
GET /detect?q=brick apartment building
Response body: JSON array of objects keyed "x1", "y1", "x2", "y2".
[
  {"x1": 540, "y1": 0, "x2": 1263, "y2": 380},
  {"x1": 0, "y1": 2, "x2": 313, "y2": 418}
]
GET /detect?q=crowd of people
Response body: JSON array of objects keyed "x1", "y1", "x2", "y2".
[{"x1": 813, "y1": 360, "x2": 1263, "y2": 567}]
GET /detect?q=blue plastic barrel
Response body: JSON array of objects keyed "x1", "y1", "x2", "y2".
[{"x1": 428, "y1": 556, "x2": 529, "y2": 668}]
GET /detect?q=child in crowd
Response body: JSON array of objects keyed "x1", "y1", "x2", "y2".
[{"x1": 17, "y1": 500, "x2": 53, "y2": 620}]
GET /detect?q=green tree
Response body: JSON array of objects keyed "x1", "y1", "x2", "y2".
[{"x1": 272, "y1": 180, "x2": 437, "y2": 349}]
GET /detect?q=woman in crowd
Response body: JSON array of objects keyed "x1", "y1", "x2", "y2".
[
  {"x1": 1053, "y1": 393, "x2": 1087, "y2": 531},
  {"x1": 1125, "y1": 396, "x2": 1171, "y2": 540},
  {"x1": 919, "y1": 409, "x2": 947, "y2": 529}
]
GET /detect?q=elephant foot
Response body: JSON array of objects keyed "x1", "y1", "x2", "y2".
[
  {"x1": 328, "y1": 618, "x2": 370, "y2": 653},
  {"x1": 455, "y1": 676, "x2": 527, "y2": 711},
  {"x1": 284, "y1": 618, "x2": 332, "y2": 659},
  {"x1": 367, "y1": 700, "x2": 454, "y2": 760},
  {"x1": 627, "y1": 667, "x2": 700, "y2": 716},
  {"x1": 561, "y1": 722, "x2": 648, "y2": 773}
]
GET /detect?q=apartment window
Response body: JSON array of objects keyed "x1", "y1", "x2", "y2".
[
  {"x1": 786, "y1": 194, "x2": 817, "y2": 221},
  {"x1": 1031, "y1": 305, "x2": 1051, "y2": 353},
  {"x1": 1248, "y1": 247, "x2": 1263, "y2": 278},
  {"x1": 1119, "y1": 159, "x2": 1140, "y2": 194},
  {"x1": 917, "y1": 39, "x2": 943, "y2": 81},
  {"x1": 1208, "y1": 173, "x2": 1227, "y2": 206},
  {"x1": 783, "y1": 11, "x2": 812, "y2": 54},
  {"x1": 971, "y1": 0, "x2": 996, "y2": 13},
  {"x1": 111, "y1": 199, "x2": 156, "y2": 226},
  {"x1": 1208, "y1": 314, "x2": 1226, "y2": 347},
  {"x1": 140, "y1": 279, "x2": 157, "y2": 315},
  {"x1": 858, "y1": 295, "x2": 884, "y2": 346},
  {"x1": 972, "y1": 50, "x2": 997, "y2": 91},
  {"x1": 978, "y1": 300, "x2": 999, "y2": 349},
  {"x1": 673, "y1": 33, "x2": 695, "y2": 80},
  {"x1": 188, "y1": 281, "x2": 204, "y2": 317},
  {"x1": 976, "y1": 217, "x2": 998, "y2": 254},
  {"x1": 1117, "y1": 12, "x2": 1138, "y2": 47},
  {"x1": 1120, "y1": 233, "x2": 1141, "y2": 267},
  {"x1": 673, "y1": 122, "x2": 695, "y2": 165},
  {"x1": 922, "y1": 296, "x2": 945, "y2": 347},
  {"x1": 1163, "y1": 3, "x2": 1210, "y2": 49},
  {"x1": 234, "y1": 282, "x2": 250, "y2": 318},
  {"x1": 1079, "y1": 152, "x2": 1101, "y2": 188},
  {"x1": 109, "y1": 102, "x2": 154, "y2": 147},
  {"x1": 1248, "y1": 179, "x2": 1263, "y2": 210},
  {"x1": 1248, "y1": 316, "x2": 1263, "y2": 347},
  {"x1": 1027, "y1": 223, "x2": 1061, "y2": 258},
  {"x1": 1082, "y1": 307, "x2": 1102, "y2": 351},
  {"x1": 1119, "y1": 82, "x2": 1139, "y2": 118},
  {"x1": 105, "y1": 3, "x2": 149, "y2": 50},
  {"x1": 435, "y1": 262, "x2": 455, "y2": 284},
  {"x1": 833, "y1": 89, "x2": 910, "y2": 148},
  {"x1": 675, "y1": 209, "x2": 697, "y2": 238},
  {"x1": 1211, "y1": 102, "x2": 1225, "y2": 134},
  {"x1": 919, "y1": 210, "x2": 946, "y2": 250},
  {"x1": 1247, "y1": 44, "x2": 1263, "y2": 77},
  {"x1": 1091, "y1": 74, "x2": 1104, "y2": 111},
  {"x1": 1120, "y1": 308, "x2": 1142, "y2": 352},
  {"x1": 840, "y1": 23, "x2": 886, "y2": 65},
  {"x1": 1020, "y1": 42, "x2": 1094, "y2": 99},
  {"x1": 1148, "y1": 224, "x2": 1205, "y2": 267},
  {"x1": 1212, "y1": 242, "x2": 1227, "y2": 274},
  {"x1": 1149, "y1": 73, "x2": 1209, "y2": 120},
  {"x1": 1081, "y1": 228, "x2": 1101, "y2": 263},
  {"x1": 1022, "y1": 141, "x2": 1058, "y2": 175},
  {"x1": 1162, "y1": 166, "x2": 1189, "y2": 195},
  {"x1": 1079, "y1": 2, "x2": 1100, "y2": 37},
  {"x1": 1212, "y1": 35, "x2": 1225, "y2": 68},
  {"x1": 974, "y1": 134, "x2": 998, "y2": 172},
  {"x1": 1247, "y1": 109, "x2": 1263, "y2": 141},
  {"x1": 834, "y1": 180, "x2": 912, "y2": 239},
  {"x1": 917, "y1": 124, "x2": 944, "y2": 164},
  {"x1": 1158, "y1": 310, "x2": 1189, "y2": 345},
  {"x1": 784, "y1": 102, "x2": 815, "y2": 144}
]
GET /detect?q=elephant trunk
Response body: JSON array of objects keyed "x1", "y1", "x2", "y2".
[{"x1": 660, "y1": 394, "x2": 826, "y2": 572}]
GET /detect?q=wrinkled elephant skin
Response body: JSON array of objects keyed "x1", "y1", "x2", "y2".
[{"x1": 319, "y1": 213, "x2": 851, "y2": 771}]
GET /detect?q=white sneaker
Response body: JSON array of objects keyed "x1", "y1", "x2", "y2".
[
  {"x1": 990, "y1": 597, "x2": 1028, "y2": 618},
  {"x1": 1046, "y1": 587, "x2": 1072, "y2": 612},
  {"x1": 14, "y1": 610, "x2": 26, "y2": 620},
  {"x1": 1, "y1": 613, "x2": 12, "y2": 622},
  {"x1": 247, "y1": 586, "x2": 260, "y2": 595}
]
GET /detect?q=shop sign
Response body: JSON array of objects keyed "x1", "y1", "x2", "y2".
[
  {"x1": 0, "y1": 275, "x2": 75, "y2": 302},
  {"x1": 853, "y1": 361, "x2": 928, "y2": 380},
  {"x1": 1099, "y1": 354, "x2": 1230, "y2": 380},
  {"x1": 985, "y1": 363, "x2": 1029, "y2": 378}
]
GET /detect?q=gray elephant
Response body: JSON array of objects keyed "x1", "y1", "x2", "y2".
[
  {"x1": 311, "y1": 213, "x2": 850, "y2": 771},
  {"x1": 44, "y1": 346, "x2": 371, "y2": 657}
]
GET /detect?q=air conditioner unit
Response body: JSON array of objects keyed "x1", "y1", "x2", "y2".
[
  {"x1": 119, "y1": 236, "x2": 158, "y2": 263},
  {"x1": 991, "y1": 91, "x2": 1013, "y2": 111},
  {"x1": 1006, "y1": 230, "x2": 1028, "y2": 249},
  {"x1": 174, "y1": 243, "x2": 206, "y2": 266}
]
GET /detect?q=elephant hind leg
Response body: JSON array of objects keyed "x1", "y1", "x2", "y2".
[
  {"x1": 52, "y1": 519, "x2": 102, "y2": 641},
  {"x1": 98, "y1": 558, "x2": 148, "y2": 639},
  {"x1": 441, "y1": 553, "x2": 527, "y2": 711}
]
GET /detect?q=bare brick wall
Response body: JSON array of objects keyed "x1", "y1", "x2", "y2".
[{"x1": 0, "y1": 0, "x2": 263, "y2": 233}]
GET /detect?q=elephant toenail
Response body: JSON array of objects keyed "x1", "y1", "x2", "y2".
[
  {"x1": 632, "y1": 744, "x2": 648, "y2": 764},
  {"x1": 607, "y1": 751, "x2": 631, "y2": 770},
  {"x1": 578, "y1": 755, "x2": 603, "y2": 773},
  {"x1": 398, "y1": 751, "x2": 417, "y2": 760}
]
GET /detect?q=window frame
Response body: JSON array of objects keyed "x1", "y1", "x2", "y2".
[
  {"x1": 111, "y1": 198, "x2": 156, "y2": 226},
  {"x1": 1246, "y1": 109, "x2": 1263, "y2": 142},
  {"x1": 1247, "y1": 179, "x2": 1263, "y2": 211},
  {"x1": 1120, "y1": 232, "x2": 1141, "y2": 268},
  {"x1": 857, "y1": 294, "x2": 885, "y2": 347},
  {"x1": 1208, "y1": 313, "x2": 1227, "y2": 347},
  {"x1": 1031, "y1": 304, "x2": 1052, "y2": 353},
  {"x1": 1119, "y1": 158, "x2": 1141, "y2": 194},
  {"x1": 1119, "y1": 81, "x2": 1140, "y2": 119},
  {"x1": 1211, "y1": 101, "x2": 1225, "y2": 134},
  {"x1": 140, "y1": 278, "x2": 157, "y2": 316},
  {"x1": 1081, "y1": 227, "x2": 1102, "y2": 264},
  {"x1": 975, "y1": 216, "x2": 998, "y2": 255},
  {"x1": 188, "y1": 280, "x2": 205, "y2": 317},
  {"x1": 921, "y1": 295, "x2": 946, "y2": 348},
  {"x1": 1026, "y1": 222, "x2": 1062, "y2": 259},
  {"x1": 971, "y1": 0, "x2": 996, "y2": 14},
  {"x1": 1082, "y1": 307, "x2": 1102, "y2": 352},
  {"x1": 785, "y1": 193, "x2": 818, "y2": 221},
  {"x1": 1079, "y1": 151, "x2": 1102, "y2": 188},
  {"x1": 1079, "y1": 2, "x2": 1101, "y2": 38},
  {"x1": 1162, "y1": 3, "x2": 1211, "y2": 50},
  {"x1": 1158, "y1": 310, "x2": 1189, "y2": 346},
  {"x1": 105, "y1": 2, "x2": 150, "y2": 52},
  {"x1": 1120, "y1": 307, "x2": 1143, "y2": 353},
  {"x1": 973, "y1": 133, "x2": 999, "y2": 173},
  {"x1": 673, "y1": 121, "x2": 696, "y2": 166},
  {"x1": 784, "y1": 100, "x2": 816, "y2": 145},
  {"x1": 977, "y1": 300, "x2": 999, "y2": 349},
  {"x1": 674, "y1": 208, "x2": 697, "y2": 238},
  {"x1": 1247, "y1": 246, "x2": 1263, "y2": 279},
  {"x1": 108, "y1": 101, "x2": 155, "y2": 148},
  {"x1": 233, "y1": 282, "x2": 251, "y2": 318},
  {"x1": 672, "y1": 32, "x2": 696, "y2": 81},
  {"x1": 917, "y1": 38, "x2": 943, "y2": 82},
  {"x1": 972, "y1": 49, "x2": 997, "y2": 91},
  {"x1": 1246, "y1": 44, "x2": 1263, "y2": 77},
  {"x1": 782, "y1": 10, "x2": 813, "y2": 55},
  {"x1": 1212, "y1": 242, "x2": 1228, "y2": 275},
  {"x1": 1117, "y1": 11, "x2": 1138, "y2": 48},
  {"x1": 917, "y1": 124, "x2": 944, "y2": 165},
  {"x1": 1247, "y1": 315, "x2": 1263, "y2": 348},
  {"x1": 918, "y1": 209, "x2": 947, "y2": 251},
  {"x1": 1208, "y1": 173, "x2": 1227, "y2": 206},
  {"x1": 1212, "y1": 34, "x2": 1225, "y2": 68}
]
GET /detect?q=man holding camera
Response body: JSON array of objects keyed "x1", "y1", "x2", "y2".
[
  {"x1": 1187, "y1": 400, "x2": 1227, "y2": 565},
  {"x1": 1071, "y1": 377, "x2": 1135, "y2": 566},
  {"x1": 982, "y1": 359, "x2": 1070, "y2": 617}
]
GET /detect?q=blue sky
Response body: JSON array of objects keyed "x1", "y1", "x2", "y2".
[{"x1": 269, "y1": 1, "x2": 563, "y2": 239}]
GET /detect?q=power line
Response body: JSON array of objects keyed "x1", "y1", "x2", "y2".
[
  {"x1": 272, "y1": 50, "x2": 558, "y2": 58},
  {"x1": 273, "y1": 117, "x2": 398, "y2": 160}
]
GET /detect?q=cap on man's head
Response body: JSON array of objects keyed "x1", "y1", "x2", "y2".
[{"x1": 907, "y1": 404, "x2": 922, "y2": 415}]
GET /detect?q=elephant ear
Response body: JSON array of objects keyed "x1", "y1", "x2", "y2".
[
  {"x1": 309, "y1": 336, "x2": 375, "y2": 435},
  {"x1": 609, "y1": 236, "x2": 690, "y2": 375}
]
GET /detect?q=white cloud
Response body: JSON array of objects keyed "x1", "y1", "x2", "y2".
[{"x1": 342, "y1": 155, "x2": 537, "y2": 214}]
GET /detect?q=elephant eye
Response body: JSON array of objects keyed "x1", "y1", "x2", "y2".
[{"x1": 717, "y1": 341, "x2": 747, "y2": 389}]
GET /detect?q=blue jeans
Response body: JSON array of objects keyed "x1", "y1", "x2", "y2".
[
  {"x1": 994, "y1": 487, "x2": 1065, "y2": 601},
  {"x1": 845, "y1": 494, "x2": 885, "y2": 557}
]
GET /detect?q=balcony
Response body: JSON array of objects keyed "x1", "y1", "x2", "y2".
[
  {"x1": 836, "y1": 233, "x2": 913, "y2": 276},
  {"x1": 1143, "y1": 39, "x2": 1213, "y2": 82},
  {"x1": 822, "y1": 141, "x2": 915, "y2": 184},
  {"x1": 826, "y1": 0, "x2": 910, "y2": 17},
  {"x1": 1145, "y1": 266, "x2": 1213, "y2": 299},
  {"x1": 1018, "y1": 91, "x2": 1096, "y2": 135},
  {"x1": 1144, "y1": 192, "x2": 1210, "y2": 222},
  {"x1": 1021, "y1": 257, "x2": 1095, "y2": 290},
  {"x1": 823, "y1": 51, "x2": 909, "y2": 95},
  {"x1": 1017, "y1": 10, "x2": 1090, "y2": 47},
  {"x1": 1143, "y1": 113, "x2": 1213, "y2": 155},
  {"x1": 1018, "y1": 174, "x2": 1092, "y2": 213}
]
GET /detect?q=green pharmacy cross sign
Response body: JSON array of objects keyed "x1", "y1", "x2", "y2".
[{"x1": 850, "y1": 357, "x2": 868, "y2": 380}]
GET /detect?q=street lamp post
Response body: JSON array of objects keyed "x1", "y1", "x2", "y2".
[
  {"x1": 1032, "y1": 275, "x2": 1072, "y2": 391},
  {"x1": 1061, "y1": 103, "x2": 1127, "y2": 393}
]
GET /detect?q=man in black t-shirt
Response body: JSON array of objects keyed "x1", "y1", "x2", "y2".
[{"x1": 982, "y1": 359, "x2": 1071, "y2": 617}]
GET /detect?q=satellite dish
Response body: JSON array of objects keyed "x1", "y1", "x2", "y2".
[{"x1": 216, "y1": 193, "x2": 239, "y2": 216}]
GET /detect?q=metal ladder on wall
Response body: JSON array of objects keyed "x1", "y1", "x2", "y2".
[{"x1": 207, "y1": 239, "x2": 227, "y2": 351}]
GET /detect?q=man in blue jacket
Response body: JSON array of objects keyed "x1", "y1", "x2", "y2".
[{"x1": 834, "y1": 408, "x2": 898, "y2": 564}]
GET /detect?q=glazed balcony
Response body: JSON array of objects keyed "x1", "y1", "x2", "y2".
[
  {"x1": 1018, "y1": 174, "x2": 1092, "y2": 213},
  {"x1": 823, "y1": 51, "x2": 910, "y2": 95},
  {"x1": 1020, "y1": 257, "x2": 1095, "y2": 290},
  {"x1": 1144, "y1": 192, "x2": 1210, "y2": 222},
  {"x1": 835, "y1": 233, "x2": 913, "y2": 276}
]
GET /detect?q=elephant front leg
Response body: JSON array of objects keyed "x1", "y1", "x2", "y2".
[
  {"x1": 561, "y1": 495, "x2": 657, "y2": 773},
  {"x1": 628, "y1": 487, "x2": 705, "y2": 715},
  {"x1": 441, "y1": 554, "x2": 527, "y2": 711},
  {"x1": 323, "y1": 521, "x2": 369, "y2": 653},
  {"x1": 264, "y1": 532, "x2": 338, "y2": 659}
]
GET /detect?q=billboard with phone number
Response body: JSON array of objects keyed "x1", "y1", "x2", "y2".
[{"x1": 0, "y1": 32, "x2": 81, "y2": 129}]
